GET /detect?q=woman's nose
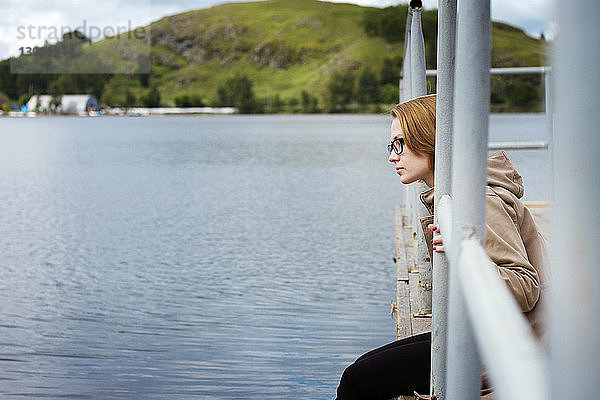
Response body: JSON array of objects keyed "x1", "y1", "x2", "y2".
[{"x1": 389, "y1": 152, "x2": 400, "y2": 163}]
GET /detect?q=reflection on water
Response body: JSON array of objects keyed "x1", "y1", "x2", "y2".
[{"x1": 0, "y1": 114, "x2": 546, "y2": 399}]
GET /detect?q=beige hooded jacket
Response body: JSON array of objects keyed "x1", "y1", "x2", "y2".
[
  {"x1": 419, "y1": 150, "x2": 549, "y2": 338},
  {"x1": 412, "y1": 151, "x2": 549, "y2": 399}
]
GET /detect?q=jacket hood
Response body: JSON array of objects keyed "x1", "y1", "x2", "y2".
[
  {"x1": 419, "y1": 150, "x2": 524, "y2": 212},
  {"x1": 487, "y1": 150, "x2": 524, "y2": 199}
]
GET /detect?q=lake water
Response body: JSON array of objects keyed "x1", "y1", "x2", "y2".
[{"x1": 0, "y1": 114, "x2": 548, "y2": 399}]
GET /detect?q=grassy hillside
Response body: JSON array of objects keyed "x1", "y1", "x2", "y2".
[
  {"x1": 155, "y1": 0, "x2": 546, "y2": 106},
  {"x1": 0, "y1": 0, "x2": 548, "y2": 110},
  {"x1": 142, "y1": 0, "x2": 404, "y2": 104},
  {"x1": 95, "y1": 0, "x2": 546, "y2": 106},
  {"x1": 491, "y1": 22, "x2": 546, "y2": 66}
]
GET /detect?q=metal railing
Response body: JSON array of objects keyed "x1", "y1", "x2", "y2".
[
  {"x1": 426, "y1": 66, "x2": 551, "y2": 77},
  {"x1": 395, "y1": 0, "x2": 600, "y2": 398},
  {"x1": 426, "y1": 66, "x2": 554, "y2": 193},
  {"x1": 429, "y1": 1, "x2": 455, "y2": 395},
  {"x1": 400, "y1": 3, "x2": 553, "y2": 397},
  {"x1": 487, "y1": 141, "x2": 547, "y2": 150}
]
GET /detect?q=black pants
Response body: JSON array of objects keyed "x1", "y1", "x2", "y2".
[{"x1": 336, "y1": 332, "x2": 431, "y2": 400}]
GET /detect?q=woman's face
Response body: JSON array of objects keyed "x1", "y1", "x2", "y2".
[{"x1": 388, "y1": 117, "x2": 434, "y2": 187}]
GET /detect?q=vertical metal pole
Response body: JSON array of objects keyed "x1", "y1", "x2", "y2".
[
  {"x1": 551, "y1": 1, "x2": 600, "y2": 399},
  {"x1": 406, "y1": 8, "x2": 417, "y2": 238},
  {"x1": 401, "y1": 9, "x2": 414, "y2": 103},
  {"x1": 544, "y1": 68, "x2": 554, "y2": 201},
  {"x1": 446, "y1": 0, "x2": 490, "y2": 398},
  {"x1": 402, "y1": 9, "x2": 414, "y2": 214},
  {"x1": 410, "y1": 3, "x2": 427, "y2": 98},
  {"x1": 410, "y1": 1, "x2": 432, "y2": 315},
  {"x1": 431, "y1": 0, "x2": 456, "y2": 398}
]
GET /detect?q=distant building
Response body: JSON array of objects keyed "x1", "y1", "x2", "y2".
[{"x1": 27, "y1": 95, "x2": 98, "y2": 113}]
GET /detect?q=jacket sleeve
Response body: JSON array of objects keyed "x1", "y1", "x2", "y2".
[{"x1": 485, "y1": 195, "x2": 540, "y2": 312}]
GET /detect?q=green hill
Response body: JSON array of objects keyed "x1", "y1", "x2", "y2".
[
  {"x1": 138, "y1": 0, "x2": 546, "y2": 105},
  {"x1": 0, "y1": 0, "x2": 548, "y2": 111},
  {"x1": 145, "y1": 0, "x2": 396, "y2": 102}
]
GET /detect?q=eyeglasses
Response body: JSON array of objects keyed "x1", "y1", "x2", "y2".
[{"x1": 387, "y1": 138, "x2": 404, "y2": 155}]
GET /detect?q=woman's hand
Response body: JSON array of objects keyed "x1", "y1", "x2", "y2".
[{"x1": 427, "y1": 224, "x2": 445, "y2": 253}]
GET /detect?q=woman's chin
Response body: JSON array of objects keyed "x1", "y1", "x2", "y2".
[{"x1": 400, "y1": 175, "x2": 415, "y2": 185}]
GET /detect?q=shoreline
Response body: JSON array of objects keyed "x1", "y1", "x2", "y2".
[{"x1": 1, "y1": 109, "x2": 547, "y2": 117}]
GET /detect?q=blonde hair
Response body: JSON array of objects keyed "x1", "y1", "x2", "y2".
[{"x1": 390, "y1": 94, "x2": 436, "y2": 170}]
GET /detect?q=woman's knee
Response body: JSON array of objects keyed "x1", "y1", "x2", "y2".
[{"x1": 337, "y1": 363, "x2": 359, "y2": 400}]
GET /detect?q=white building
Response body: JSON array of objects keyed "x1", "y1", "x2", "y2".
[{"x1": 27, "y1": 95, "x2": 98, "y2": 113}]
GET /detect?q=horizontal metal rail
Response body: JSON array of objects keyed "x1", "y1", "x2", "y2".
[
  {"x1": 490, "y1": 67, "x2": 551, "y2": 75},
  {"x1": 458, "y1": 241, "x2": 549, "y2": 400},
  {"x1": 438, "y1": 194, "x2": 548, "y2": 399},
  {"x1": 426, "y1": 66, "x2": 551, "y2": 77},
  {"x1": 488, "y1": 141, "x2": 548, "y2": 150},
  {"x1": 428, "y1": 66, "x2": 553, "y2": 154}
]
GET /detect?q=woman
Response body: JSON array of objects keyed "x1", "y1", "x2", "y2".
[{"x1": 335, "y1": 94, "x2": 548, "y2": 400}]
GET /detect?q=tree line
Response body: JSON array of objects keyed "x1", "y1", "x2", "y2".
[{"x1": 212, "y1": 56, "x2": 403, "y2": 114}]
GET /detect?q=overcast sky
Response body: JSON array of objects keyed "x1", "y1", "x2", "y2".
[{"x1": 0, "y1": 0, "x2": 554, "y2": 61}]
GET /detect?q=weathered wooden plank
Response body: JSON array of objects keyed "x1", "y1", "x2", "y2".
[
  {"x1": 394, "y1": 205, "x2": 416, "y2": 340},
  {"x1": 403, "y1": 220, "x2": 417, "y2": 274},
  {"x1": 409, "y1": 272, "x2": 432, "y2": 335},
  {"x1": 394, "y1": 205, "x2": 410, "y2": 281},
  {"x1": 394, "y1": 205, "x2": 403, "y2": 252},
  {"x1": 394, "y1": 204, "x2": 433, "y2": 339},
  {"x1": 395, "y1": 280, "x2": 413, "y2": 340}
]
